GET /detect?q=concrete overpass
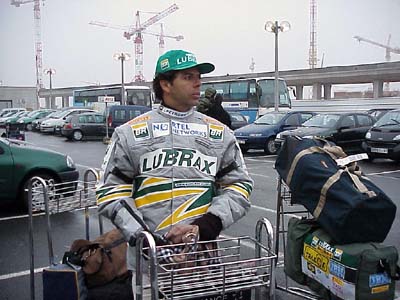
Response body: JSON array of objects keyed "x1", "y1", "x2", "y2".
[
  {"x1": 201, "y1": 61, "x2": 400, "y2": 100},
  {"x1": 38, "y1": 61, "x2": 400, "y2": 106}
]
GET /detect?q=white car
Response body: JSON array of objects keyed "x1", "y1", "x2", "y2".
[{"x1": 40, "y1": 108, "x2": 95, "y2": 134}]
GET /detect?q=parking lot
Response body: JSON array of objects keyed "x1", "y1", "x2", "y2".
[{"x1": 0, "y1": 131, "x2": 399, "y2": 299}]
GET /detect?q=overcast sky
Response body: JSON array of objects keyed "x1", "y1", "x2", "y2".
[{"x1": 1, "y1": 0, "x2": 399, "y2": 88}]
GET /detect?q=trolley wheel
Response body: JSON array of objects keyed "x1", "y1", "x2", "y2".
[
  {"x1": 20, "y1": 172, "x2": 59, "y2": 211},
  {"x1": 72, "y1": 130, "x2": 83, "y2": 141},
  {"x1": 264, "y1": 137, "x2": 277, "y2": 155}
]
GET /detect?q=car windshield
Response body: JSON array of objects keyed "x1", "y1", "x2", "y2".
[
  {"x1": 374, "y1": 111, "x2": 400, "y2": 127},
  {"x1": 254, "y1": 113, "x2": 285, "y2": 125},
  {"x1": 303, "y1": 114, "x2": 340, "y2": 128},
  {"x1": 27, "y1": 111, "x2": 39, "y2": 117}
]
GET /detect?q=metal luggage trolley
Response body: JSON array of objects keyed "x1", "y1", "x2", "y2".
[
  {"x1": 135, "y1": 218, "x2": 278, "y2": 300},
  {"x1": 27, "y1": 168, "x2": 101, "y2": 300},
  {"x1": 274, "y1": 176, "x2": 321, "y2": 300}
]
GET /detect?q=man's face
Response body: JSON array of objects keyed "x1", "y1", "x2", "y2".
[{"x1": 161, "y1": 67, "x2": 201, "y2": 112}]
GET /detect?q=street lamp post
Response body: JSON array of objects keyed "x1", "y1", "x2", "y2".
[
  {"x1": 113, "y1": 52, "x2": 131, "y2": 106},
  {"x1": 44, "y1": 68, "x2": 56, "y2": 109},
  {"x1": 265, "y1": 21, "x2": 291, "y2": 111}
]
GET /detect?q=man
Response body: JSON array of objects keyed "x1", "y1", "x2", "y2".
[
  {"x1": 197, "y1": 87, "x2": 232, "y2": 129},
  {"x1": 96, "y1": 49, "x2": 253, "y2": 295}
]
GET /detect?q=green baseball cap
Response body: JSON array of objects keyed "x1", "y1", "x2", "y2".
[{"x1": 155, "y1": 50, "x2": 215, "y2": 76}]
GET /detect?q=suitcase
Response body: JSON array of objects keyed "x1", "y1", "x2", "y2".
[
  {"x1": 286, "y1": 217, "x2": 400, "y2": 300},
  {"x1": 275, "y1": 136, "x2": 396, "y2": 244}
]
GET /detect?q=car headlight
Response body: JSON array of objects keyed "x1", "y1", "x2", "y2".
[
  {"x1": 66, "y1": 155, "x2": 75, "y2": 168},
  {"x1": 18, "y1": 120, "x2": 24, "y2": 123},
  {"x1": 249, "y1": 133, "x2": 263, "y2": 137},
  {"x1": 303, "y1": 135, "x2": 313, "y2": 139},
  {"x1": 276, "y1": 133, "x2": 281, "y2": 139},
  {"x1": 365, "y1": 132, "x2": 371, "y2": 139},
  {"x1": 393, "y1": 135, "x2": 400, "y2": 141}
]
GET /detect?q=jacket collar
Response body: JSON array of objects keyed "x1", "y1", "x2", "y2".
[{"x1": 158, "y1": 104, "x2": 194, "y2": 119}]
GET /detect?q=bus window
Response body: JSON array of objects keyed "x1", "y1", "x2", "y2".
[{"x1": 229, "y1": 82, "x2": 248, "y2": 101}]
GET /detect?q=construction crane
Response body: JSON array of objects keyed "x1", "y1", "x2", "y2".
[
  {"x1": 353, "y1": 35, "x2": 400, "y2": 62},
  {"x1": 308, "y1": 0, "x2": 318, "y2": 69},
  {"x1": 90, "y1": 4, "x2": 181, "y2": 82},
  {"x1": 10, "y1": 0, "x2": 44, "y2": 107}
]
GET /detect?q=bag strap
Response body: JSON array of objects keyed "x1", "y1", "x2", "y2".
[
  {"x1": 380, "y1": 259, "x2": 400, "y2": 280},
  {"x1": 313, "y1": 167, "x2": 376, "y2": 219}
]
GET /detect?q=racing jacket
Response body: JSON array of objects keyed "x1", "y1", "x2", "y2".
[{"x1": 96, "y1": 104, "x2": 253, "y2": 249}]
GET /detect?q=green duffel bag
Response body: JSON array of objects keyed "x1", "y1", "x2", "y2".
[
  {"x1": 302, "y1": 227, "x2": 400, "y2": 299},
  {"x1": 285, "y1": 217, "x2": 332, "y2": 299}
]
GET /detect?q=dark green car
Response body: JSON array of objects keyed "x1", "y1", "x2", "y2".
[
  {"x1": 17, "y1": 109, "x2": 56, "y2": 130},
  {"x1": 0, "y1": 137, "x2": 79, "y2": 209}
]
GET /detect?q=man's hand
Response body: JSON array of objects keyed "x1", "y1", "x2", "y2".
[{"x1": 164, "y1": 224, "x2": 199, "y2": 244}]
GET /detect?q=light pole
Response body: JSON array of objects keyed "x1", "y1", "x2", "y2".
[
  {"x1": 44, "y1": 68, "x2": 56, "y2": 109},
  {"x1": 113, "y1": 52, "x2": 131, "y2": 105},
  {"x1": 265, "y1": 21, "x2": 290, "y2": 111}
]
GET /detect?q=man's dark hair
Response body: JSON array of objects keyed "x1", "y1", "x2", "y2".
[{"x1": 152, "y1": 71, "x2": 178, "y2": 101}]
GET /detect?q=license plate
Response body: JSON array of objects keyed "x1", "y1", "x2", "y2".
[
  {"x1": 237, "y1": 139, "x2": 245, "y2": 144},
  {"x1": 371, "y1": 147, "x2": 388, "y2": 154}
]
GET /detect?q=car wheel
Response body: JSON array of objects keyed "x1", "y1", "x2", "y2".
[
  {"x1": 264, "y1": 137, "x2": 277, "y2": 155},
  {"x1": 20, "y1": 173, "x2": 59, "y2": 211},
  {"x1": 72, "y1": 130, "x2": 83, "y2": 141},
  {"x1": 26, "y1": 123, "x2": 32, "y2": 131}
]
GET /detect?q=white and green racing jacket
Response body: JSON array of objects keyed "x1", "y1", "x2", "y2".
[{"x1": 96, "y1": 104, "x2": 253, "y2": 245}]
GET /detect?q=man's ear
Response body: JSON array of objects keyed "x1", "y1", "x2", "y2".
[{"x1": 160, "y1": 80, "x2": 171, "y2": 94}]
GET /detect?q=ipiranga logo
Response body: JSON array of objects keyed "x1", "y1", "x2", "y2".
[
  {"x1": 209, "y1": 124, "x2": 224, "y2": 141},
  {"x1": 131, "y1": 122, "x2": 149, "y2": 140},
  {"x1": 140, "y1": 148, "x2": 218, "y2": 176}
]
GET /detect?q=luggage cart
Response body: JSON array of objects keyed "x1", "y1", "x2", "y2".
[
  {"x1": 134, "y1": 218, "x2": 277, "y2": 300},
  {"x1": 5, "y1": 123, "x2": 25, "y2": 140},
  {"x1": 274, "y1": 176, "x2": 321, "y2": 300},
  {"x1": 27, "y1": 168, "x2": 101, "y2": 300}
]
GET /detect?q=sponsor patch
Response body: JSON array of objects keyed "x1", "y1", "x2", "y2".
[
  {"x1": 303, "y1": 244, "x2": 329, "y2": 273},
  {"x1": 171, "y1": 120, "x2": 207, "y2": 137},
  {"x1": 131, "y1": 122, "x2": 150, "y2": 140},
  {"x1": 160, "y1": 58, "x2": 169, "y2": 70},
  {"x1": 152, "y1": 122, "x2": 170, "y2": 137},
  {"x1": 209, "y1": 124, "x2": 224, "y2": 141},
  {"x1": 371, "y1": 285, "x2": 389, "y2": 294},
  {"x1": 329, "y1": 260, "x2": 345, "y2": 279},
  {"x1": 369, "y1": 273, "x2": 391, "y2": 287},
  {"x1": 140, "y1": 148, "x2": 217, "y2": 176},
  {"x1": 127, "y1": 115, "x2": 150, "y2": 124}
]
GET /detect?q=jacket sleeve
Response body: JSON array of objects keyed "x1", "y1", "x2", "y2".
[
  {"x1": 206, "y1": 132, "x2": 253, "y2": 229},
  {"x1": 96, "y1": 128, "x2": 144, "y2": 242}
]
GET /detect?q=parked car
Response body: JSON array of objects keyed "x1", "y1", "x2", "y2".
[
  {"x1": 234, "y1": 111, "x2": 315, "y2": 154},
  {"x1": 362, "y1": 109, "x2": 400, "y2": 162},
  {"x1": 0, "y1": 111, "x2": 29, "y2": 128},
  {"x1": 106, "y1": 105, "x2": 151, "y2": 134},
  {"x1": 0, "y1": 107, "x2": 26, "y2": 118},
  {"x1": 0, "y1": 136, "x2": 78, "y2": 209},
  {"x1": 61, "y1": 112, "x2": 106, "y2": 141},
  {"x1": 275, "y1": 112, "x2": 376, "y2": 153},
  {"x1": 40, "y1": 108, "x2": 95, "y2": 134},
  {"x1": 366, "y1": 108, "x2": 394, "y2": 121},
  {"x1": 228, "y1": 111, "x2": 248, "y2": 130},
  {"x1": 17, "y1": 109, "x2": 55, "y2": 130},
  {"x1": 4, "y1": 111, "x2": 30, "y2": 126},
  {"x1": 32, "y1": 110, "x2": 60, "y2": 131}
]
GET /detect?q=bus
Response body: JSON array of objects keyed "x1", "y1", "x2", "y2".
[
  {"x1": 200, "y1": 77, "x2": 291, "y2": 123},
  {"x1": 73, "y1": 85, "x2": 153, "y2": 108}
]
